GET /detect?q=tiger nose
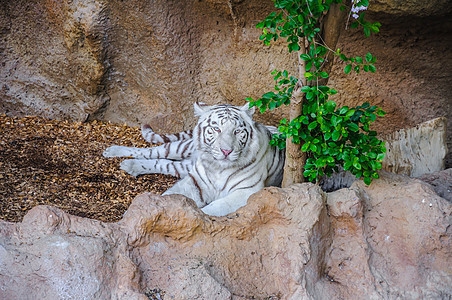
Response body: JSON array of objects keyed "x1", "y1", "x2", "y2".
[{"x1": 221, "y1": 148, "x2": 233, "y2": 157}]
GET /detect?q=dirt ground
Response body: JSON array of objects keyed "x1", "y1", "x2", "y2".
[{"x1": 0, "y1": 115, "x2": 177, "y2": 223}]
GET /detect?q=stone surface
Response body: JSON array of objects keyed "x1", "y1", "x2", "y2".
[
  {"x1": 1, "y1": 171, "x2": 451, "y2": 299},
  {"x1": 382, "y1": 117, "x2": 448, "y2": 177},
  {"x1": 1, "y1": 0, "x2": 451, "y2": 167},
  {"x1": 418, "y1": 168, "x2": 452, "y2": 202},
  {"x1": 369, "y1": 0, "x2": 452, "y2": 16},
  {"x1": 322, "y1": 171, "x2": 452, "y2": 299}
]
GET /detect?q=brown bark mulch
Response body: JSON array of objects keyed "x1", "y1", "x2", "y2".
[{"x1": 0, "y1": 115, "x2": 177, "y2": 223}]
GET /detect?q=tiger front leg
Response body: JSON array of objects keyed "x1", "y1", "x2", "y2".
[
  {"x1": 120, "y1": 159, "x2": 192, "y2": 178},
  {"x1": 103, "y1": 146, "x2": 146, "y2": 158},
  {"x1": 201, "y1": 186, "x2": 263, "y2": 217}
]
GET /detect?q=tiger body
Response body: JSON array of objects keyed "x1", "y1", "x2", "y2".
[{"x1": 103, "y1": 103, "x2": 284, "y2": 216}]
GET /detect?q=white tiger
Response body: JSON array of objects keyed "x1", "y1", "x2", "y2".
[{"x1": 103, "y1": 102, "x2": 285, "y2": 216}]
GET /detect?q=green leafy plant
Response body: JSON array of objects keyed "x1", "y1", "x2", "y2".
[{"x1": 247, "y1": 0, "x2": 386, "y2": 186}]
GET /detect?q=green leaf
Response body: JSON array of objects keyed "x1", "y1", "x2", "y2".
[
  {"x1": 348, "y1": 123, "x2": 359, "y2": 132},
  {"x1": 363, "y1": 176, "x2": 372, "y2": 185},
  {"x1": 365, "y1": 53, "x2": 373, "y2": 62},
  {"x1": 268, "y1": 101, "x2": 277, "y2": 111},
  {"x1": 344, "y1": 64, "x2": 352, "y2": 74},
  {"x1": 369, "y1": 64, "x2": 376, "y2": 73},
  {"x1": 331, "y1": 115, "x2": 341, "y2": 126},
  {"x1": 308, "y1": 121, "x2": 318, "y2": 130},
  {"x1": 332, "y1": 131, "x2": 340, "y2": 141},
  {"x1": 353, "y1": 162, "x2": 362, "y2": 170},
  {"x1": 355, "y1": 56, "x2": 363, "y2": 64},
  {"x1": 345, "y1": 109, "x2": 355, "y2": 118},
  {"x1": 364, "y1": 27, "x2": 370, "y2": 37},
  {"x1": 325, "y1": 101, "x2": 337, "y2": 112},
  {"x1": 329, "y1": 88, "x2": 338, "y2": 95},
  {"x1": 319, "y1": 72, "x2": 329, "y2": 78},
  {"x1": 300, "y1": 54, "x2": 311, "y2": 61},
  {"x1": 262, "y1": 92, "x2": 275, "y2": 99},
  {"x1": 289, "y1": 42, "x2": 300, "y2": 52},
  {"x1": 300, "y1": 85, "x2": 311, "y2": 93},
  {"x1": 344, "y1": 160, "x2": 352, "y2": 170},
  {"x1": 339, "y1": 107, "x2": 349, "y2": 114},
  {"x1": 301, "y1": 142, "x2": 310, "y2": 152}
]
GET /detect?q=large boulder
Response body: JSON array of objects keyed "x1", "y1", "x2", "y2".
[
  {"x1": 1, "y1": 171, "x2": 450, "y2": 299},
  {"x1": 382, "y1": 117, "x2": 448, "y2": 177}
]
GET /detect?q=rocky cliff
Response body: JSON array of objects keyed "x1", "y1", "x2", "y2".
[{"x1": 0, "y1": 171, "x2": 450, "y2": 299}]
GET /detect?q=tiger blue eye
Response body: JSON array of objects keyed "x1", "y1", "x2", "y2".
[{"x1": 213, "y1": 127, "x2": 221, "y2": 132}]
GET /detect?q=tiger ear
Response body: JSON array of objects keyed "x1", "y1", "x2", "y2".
[
  {"x1": 241, "y1": 103, "x2": 255, "y2": 117},
  {"x1": 194, "y1": 102, "x2": 209, "y2": 116}
]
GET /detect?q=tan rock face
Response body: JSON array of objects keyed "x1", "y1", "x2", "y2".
[
  {"x1": 370, "y1": 0, "x2": 452, "y2": 16},
  {"x1": 382, "y1": 117, "x2": 448, "y2": 177},
  {"x1": 1, "y1": 171, "x2": 450, "y2": 299},
  {"x1": 1, "y1": 1, "x2": 451, "y2": 167}
]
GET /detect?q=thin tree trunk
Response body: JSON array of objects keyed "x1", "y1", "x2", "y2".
[
  {"x1": 318, "y1": 0, "x2": 350, "y2": 86},
  {"x1": 282, "y1": 38, "x2": 307, "y2": 188},
  {"x1": 281, "y1": 2, "x2": 349, "y2": 187}
]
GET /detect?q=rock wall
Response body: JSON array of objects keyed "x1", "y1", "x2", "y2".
[
  {"x1": 1, "y1": 0, "x2": 451, "y2": 167},
  {"x1": 1, "y1": 171, "x2": 451, "y2": 299}
]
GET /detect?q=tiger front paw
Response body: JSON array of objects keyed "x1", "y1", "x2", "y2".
[
  {"x1": 119, "y1": 159, "x2": 140, "y2": 176},
  {"x1": 103, "y1": 146, "x2": 129, "y2": 157}
]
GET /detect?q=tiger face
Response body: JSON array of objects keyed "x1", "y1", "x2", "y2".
[{"x1": 194, "y1": 103, "x2": 255, "y2": 163}]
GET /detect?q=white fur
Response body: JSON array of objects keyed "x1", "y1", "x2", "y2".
[
  {"x1": 163, "y1": 103, "x2": 284, "y2": 216},
  {"x1": 104, "y1": 103, "x2": 284, "y2": 216}
]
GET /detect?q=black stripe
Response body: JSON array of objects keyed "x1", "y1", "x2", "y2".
[
  {"x1": 194, "y1": 163, "x2": 210, "y2": 187},
  {"x1": 162, "y1": 134, "x2": 171, "y2": 143},
  {"x1": 164, "y1": 143, "x2": 170, "y2": 158},
  {"x1": 181, "y1": 140, "x2": 192, "y2": 158},
  {"x1": 174, "y1": 165, "x2": 180, "y2": 178},
  {"x1": 232, "y1": 174, "x2": 264, "y2": 192},
  {"x1": 267, "y1": 149, "x2": 278, "y2": 174},
  {"x1": 221, "y1": 157, "x2": 256, "y2": 191},
  {"x1": 176, "y1": 140, "x2": 183, "y2": 154},
  {"x1": 189, "y1": 174, "x2": 204, "y2": 204}
]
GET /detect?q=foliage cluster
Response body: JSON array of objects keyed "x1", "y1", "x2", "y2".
[{"x1": 247, "y1": 0, "x2": 386, "y2": 185}]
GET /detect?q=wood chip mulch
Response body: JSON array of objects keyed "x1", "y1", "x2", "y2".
[{"x1": 0, "y1": 115, "x2": 178, "y2": 223}]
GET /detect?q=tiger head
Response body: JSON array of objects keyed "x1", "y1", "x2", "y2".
[{"x1": 193, "y1": 102, "x2": 257, "y2": 165}]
